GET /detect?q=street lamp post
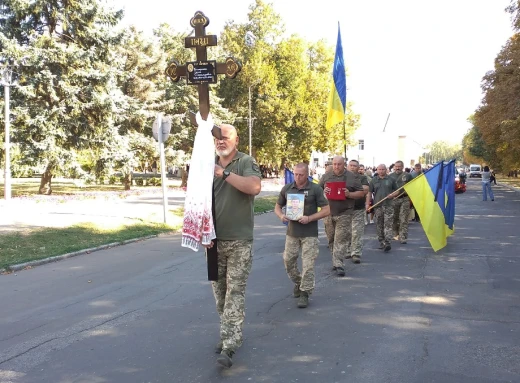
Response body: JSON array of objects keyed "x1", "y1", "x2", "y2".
[
  {"x1": 248, "y1": 85, "x2": 252, "y2": 156},
  {"x1": 2, "y1": 63, "x2": 13, "y2": 200},
  {"x1": 245, "y1": 31, "x2": 258, "y2": 157}
]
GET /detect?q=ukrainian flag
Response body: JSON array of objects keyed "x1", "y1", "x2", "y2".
[
  {"x1": 442, "y1": 160, "x2": 456, "y2": 236},
  {"x1": 404, "y1": 162, "x2": 449, "y2": 251},
  {"x1": 284, "y1": 168, "x2": 319, "y2": 185},
  {"x1": 326, "y1": 24, "x2": 347, "y2": 130}
]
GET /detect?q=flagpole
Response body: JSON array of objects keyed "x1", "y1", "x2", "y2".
[{"x1": 343, "y1": 119, "x2": 347, "y2": 159}]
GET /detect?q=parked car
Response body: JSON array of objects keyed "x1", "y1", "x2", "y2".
[{"x1": 469, "y1": 164, "x2": 482, "y2": 178}]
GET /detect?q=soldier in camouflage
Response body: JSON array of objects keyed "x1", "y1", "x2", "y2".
[
  {"x1": 319, "y1": 156, "x2": 365, "y2": 276},
  {"x1": 346, "y1": 160, "x2": 370, "y2": 264},
  {"x1": 210, "y1": 124, "x2": 262, "y2": 368},
  {"x1": 275, "y1": 163, "x2": 330, "y2": 308},
  {"x1": 389, "y1": 161, "x2": 414, "y2": 244},
  {"x1": 367, "y1": 164, "x2": 398, "y2": 252}
]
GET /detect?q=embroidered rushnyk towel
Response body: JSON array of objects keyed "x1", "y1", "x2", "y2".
[{"x1": 181, "y1": 112, "x2": 216, "y2": 251}]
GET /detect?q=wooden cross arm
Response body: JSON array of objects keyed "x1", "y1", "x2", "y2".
[
  {"x1": 216, "y1": 57, "x2": 242, "y2": 79},
  {"x1": 165, "y1": 61, "x2": 185, "y2": 82}
]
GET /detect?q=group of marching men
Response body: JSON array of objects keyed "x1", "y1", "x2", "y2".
[{"x1": 275, "y1": 156, "x2": 421, "y2": 309}]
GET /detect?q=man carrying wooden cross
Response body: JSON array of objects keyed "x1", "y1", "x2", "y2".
[{"x1": 208, "y1": 124, "x2": 262, "y2": 368}]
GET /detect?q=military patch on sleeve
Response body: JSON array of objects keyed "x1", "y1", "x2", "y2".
[{"x1": 252, "y1": 160, "x2": 260, "y2": 173}]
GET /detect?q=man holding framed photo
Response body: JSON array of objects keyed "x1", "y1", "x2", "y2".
[{"x1": 275, "y1": 163, "x2": 330, "y2": 308}]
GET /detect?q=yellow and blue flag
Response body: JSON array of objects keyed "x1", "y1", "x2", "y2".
[
  {"x1": 442, "y1": 160, "x2": 456, "y2": 235},
  {"x1": 326, "y1": 24, "x2": 347, "y2": 130},
  {"x1": 404, "y1": 162, "x2": 451, "y2": 251},
  {"x1": 284, "y1": 168, "x2": 318, "y2": 184}
]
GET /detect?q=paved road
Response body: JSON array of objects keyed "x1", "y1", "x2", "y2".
[{"x1": 0, "y1": 179, "x2": 519, "y2": 383}]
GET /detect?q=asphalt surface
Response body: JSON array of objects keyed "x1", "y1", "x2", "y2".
[{"x1": 0, "y1": 179, "x2": 519, "y2": 383}]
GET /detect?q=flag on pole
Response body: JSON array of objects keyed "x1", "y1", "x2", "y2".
[
  {"x1": 326, "y1": 23, "x2": 347, "y2": 130},
  {"x1": 442, "y1": 160, "x2": 456, "y2": 235},
  {"x1": 284, "y1": 168, "x2": 318, "y2": 185},
  {"x1": 404, "y1": 162, "x2": 450, "y2": 252}
]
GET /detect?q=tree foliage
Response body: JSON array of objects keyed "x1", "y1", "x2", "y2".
[
  {"x1": 470, "y1": 1, "x2": 520, "y2": 171},
  {"x1": 217, "y1": 0, "x2": 359, "y2": 167},
  {"x1": 1, "y1": 0, "x2": 361, "y2": 193},
  {"x1": 425, "y1": 140, "x2": 462, "y2": 164}
]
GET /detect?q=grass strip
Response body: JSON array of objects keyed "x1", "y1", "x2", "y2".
[
  {"x1": 0, "y1": 222, "x2": 174, "y2": 270},
  {"x1": 254, "y1": 195, "x2": 278, "y2": 213},
  {"x1": 0, "y1": 195, "x2": 278, "y2": 270}
]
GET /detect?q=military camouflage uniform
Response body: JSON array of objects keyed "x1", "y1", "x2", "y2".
[
  {"x1": 389, "y1": 171, "x2": 414, "y2": 242},
  {"x1": 212, "y1": 151, "x2": 262, "y2": 352},
  {"x1": 348, "y1": 209, "x2": 366, "y2": 257},
  {"x1": 331, "y1": 213, "x2": 354, "y2": 267},
  {"x1": 278, "y1": 180, "x2": 329, "y2": 294},
  {"x1": 324, "y1": 215, "x2": 335, "y2": 249},
  {"x1": 375, "y1": 205, "x2": 394, "y2": 246},
  {"x1": 346, "y1": 174, "x2": 369, "y2": 259},
  {"x1": 319, "y1": 170, "x2": 363, "y2": 269},
  {"x1": 284, "y1": 236, "x2": 319, "y2": 293},
  {"x1": 369, "y1": 175, "x2": 398, "y2": 247},
  {"x1": 392, "y1": 196, "x2": 411, "y2": 241},
  {"x1": 212, "y1": 240, "x2": 253, "y2": 351}
]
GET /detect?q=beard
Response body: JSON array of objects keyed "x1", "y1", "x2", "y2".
[{"x1": 216, "y1": 144, "x2": 236, "y2": 157}]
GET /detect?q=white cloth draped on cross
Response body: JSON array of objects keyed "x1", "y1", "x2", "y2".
[{"x1": 181, "y1": 112, "x2": 216, "y2": 251}]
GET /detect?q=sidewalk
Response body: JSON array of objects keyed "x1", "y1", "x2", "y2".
[{"x1": 0, "y1": 178, "x2": 284, "y2": 234}]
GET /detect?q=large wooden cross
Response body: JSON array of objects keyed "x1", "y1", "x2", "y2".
[
  {"x1": 165, "y1": 11, "x2": 241, "y2": 281},
  {"x1": 165, "y1": 11, "x2": 241, "y2": 137}
]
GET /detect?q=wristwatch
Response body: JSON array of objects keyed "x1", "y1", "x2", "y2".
[{"x1": 222, "y1": 170, "x2": 231, "y2": 180}]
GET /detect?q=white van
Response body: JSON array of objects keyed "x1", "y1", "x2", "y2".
[{"x1": 469, "y1": 164, "x2": 482, "y2": 178}]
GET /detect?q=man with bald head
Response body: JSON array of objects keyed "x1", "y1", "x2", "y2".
[
  {"x1": 319, "y1": 155, "x2": 365, "y2": 276},
  {"x1": 211, "y1": 123, "x2": 262, "y2": 368},
  {"x1": 275, "y1": 163, "x2": 330, "y2": 308},
  {"x1": 367, "y1": 164, "x2": 398, "y2": 252}
]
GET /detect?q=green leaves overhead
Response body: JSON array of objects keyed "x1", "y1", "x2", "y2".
[
  {"x1": 217, "y1": 0, "x2": 359, "y2": 166},
  {"x1": 468, "y1": 2, "x2": 520, "y2": 170},
  {"x1": 1, "y1": 0, "x2": 360, "y2": 191}
]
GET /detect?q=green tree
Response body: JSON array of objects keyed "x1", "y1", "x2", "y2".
[
  {"x1": 0, "y1": 0, "x2": 125, "y2": 194},
  {"x1": 426, "y1": 140, "x2": 463, "y2": 164},
  {"x1": 217, "y1": 0, "x2": 359, "y2": 168},
  {"x1": 471, "y1": 2, "x2": 520, "y2": 171}
]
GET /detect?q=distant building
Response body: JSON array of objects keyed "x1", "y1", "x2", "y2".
[{"x1": 310, "y1": 126, "x2": 424, "y2": 169}]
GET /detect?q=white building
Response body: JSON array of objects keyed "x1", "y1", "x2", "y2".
[{"x1": 310, "y1": 125, "x2": 425, "y2": 170}]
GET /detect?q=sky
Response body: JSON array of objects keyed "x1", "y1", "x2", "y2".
[{"x1": 107, "y1": 0, "x2": 514, "y2": 147}]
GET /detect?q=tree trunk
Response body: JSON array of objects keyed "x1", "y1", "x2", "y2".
[
  {"x1": 124, "y1": 173, "x2": 132, "y2": 191},
  {"x1": 181, "y1": 169, "x2": 188, "y2": 188},
  {"x1": 38, "y1": 165, "x2": 54, "y2": 195}
]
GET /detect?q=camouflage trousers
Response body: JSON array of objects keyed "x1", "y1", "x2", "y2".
[
  {"x1": 392, "y1": 196, "x2": 410, "y2": 241},
  {"x1": 324, "y1": 215, "x2": 335, "y2": 249},
  {"x1": 331, "y1": 212, "x2": 354, "y2": 268},
  {"x1": 283, "y1": 236, "x2": 319, "y2": 294},
  {"x1": 211, "y1": 239, "x2": 253, "y2": 351},
  {"x1": 346, "y1": 209, "x2": 366, "y2": 258},
  {"x1": 375, "y1": 205, "x2": 394, "y2": 245}
]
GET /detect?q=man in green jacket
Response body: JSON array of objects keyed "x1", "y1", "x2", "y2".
[
  {"x1": 367, "y1": 164, "x2": 398, "y2": 252},
  {"x1": 389, "y1": 160, "x2": 414, "y2": 244}
]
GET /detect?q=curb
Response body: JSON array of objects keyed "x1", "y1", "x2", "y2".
[
  {"x1": 2, "y1": 209, "x2": 277, "y2": 274},
  {"x1": 3, "y1": 235, "x2": 159, "y2": 273}
]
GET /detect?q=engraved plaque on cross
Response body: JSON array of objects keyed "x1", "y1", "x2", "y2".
[{"x1": 165, "y1": 11, "x2": 242, "y2": 129}]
